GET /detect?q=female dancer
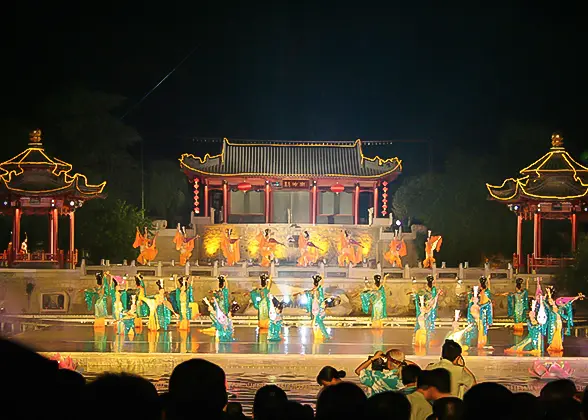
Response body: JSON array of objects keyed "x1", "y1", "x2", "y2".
[
  {"x1": 250, "y1": 273, "x2": 272, "y2": 329},
  {"x1": 134, "y1": 274, "x2": 149, "y2": 328},
  {"x1": 84, "y1": 272, "x2": 110, "y2": 329},
  {"x1": 139, "y1": 279, "x2": 178, "y2": 331},
  {"x1": 414, "y1": 292, "x2": 440, "y2": 348},
  {"x1": 445, "y1": 310, "x2": 474, "y2": 351},
  {"x1": 110, "y1": 275, "x2": 128, "y2": 335},
  {"x1": 503, "y1": 278, "x2": 529, "y2": 334},
  {"x1": 302, "y1": 275, "x2": 329, "y2": 339},
  {"x1": 410, "y1": 275, "x2": 438, "y2": 335},
  {"x1": 171, "y1": 276, "x2": 196, "y2": 331},
  {"x1": 505, "y1": 298, "x2": 546, "y2": 355},
  {"x1": 545, "y1": 287, "x2": 584, "y2": 354},
  {"x1": 360, "y1": 274, "x2": 388, "y2": 328},
  {"x1": 203, "y1": 296, "x2": 234, "y2": 342},
  {"x1": 213, "y1": 275, "x2": 230, "y2": 316},
  {"x1": 467, "y1": 277, "x2": 493, "y2": 347},
  {"x1": 268, "y1": 296, "x2": 284, "y2": 342}
]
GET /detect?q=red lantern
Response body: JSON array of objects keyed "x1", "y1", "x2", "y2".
[
  {"x1": 330, "y1": 183, "x2": 345, "y2": 194},
  {"x1": 237, "y1": 181, "x2": 252, "y2": 192}
]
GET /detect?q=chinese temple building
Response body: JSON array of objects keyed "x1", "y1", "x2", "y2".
[
  {"x1": 0, "y1": 130, "x2": 106, "y2": 268},
  {"x1": 180, "y1": 138, "x2": 402, "y2": 225},
  {"x1": 486, "y1": 133, "x2": 588, "y2": 272}
]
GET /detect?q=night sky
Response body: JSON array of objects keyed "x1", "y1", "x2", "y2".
[{"x1": 3, "y1": 3, "x2": 586, "y2": 166}]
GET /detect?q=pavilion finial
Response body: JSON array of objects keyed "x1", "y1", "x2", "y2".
[
  {"x1": 551, "y1": 132, "x2": 563, "y2": 148},
  {"x1": 29, "y1": 129, "x2": 42, "y2": 144}
]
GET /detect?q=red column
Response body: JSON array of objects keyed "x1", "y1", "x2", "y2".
[
  {"x1": 12, "y1": 208, "x2": 21, "y2": 260},
  {"x1": 354, "y1": 184, "x2": 360, "y2": 225},
  {"x1": 516, "y1": 214, "x2": 523, "y2": 268},
  {"x1": 533, "y1": 212, "x2": 541, "y2": 258},
  {"x1": 69, "y1": 211, "x2": 75, "y2": 268},
  {"x1": 222, "y1": 182, "x2": 229, "y2": 223},
  {"x1": 49, "y1": 210, "x2": 54, "y2": 254},
  {"x1": 204, "y1": 184, "x2": 209, "y2": 218},
  {"x1": 264, "y1": 182, "x2": 271, "y2": 223},
  {"x1": 373, "y1": 183, "x2": 379, "y2": 218},
  {"x1": 571, "y1": 213, "x2": 578, "y2": 251},
  {"x1": 311, "y1": 183, "x2": 317, "y2": 225},
  {"x1": 52, "y1": 208, "x2": 59, "y2": 257}
]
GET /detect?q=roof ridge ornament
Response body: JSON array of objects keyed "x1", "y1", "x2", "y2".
[
  {"x1": 29, "y1": 129, "x2": 42, "y2": 146},
  {"x1": 551, "y1": 132, "x2": 563, "y2": 148}
]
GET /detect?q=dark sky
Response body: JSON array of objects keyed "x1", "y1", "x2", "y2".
[{"x1": 3, "y1": 2, "x2": 587, "y2": 165}]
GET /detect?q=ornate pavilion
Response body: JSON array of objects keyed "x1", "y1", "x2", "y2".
[
  {"x1": 0, "y1": 130, "x2": 106, "y2": 268},
  {"x1": 180, "y1": 138, "x2": 402, "y2": 225},
  {"x1": 487, "y1": 133, "x2": 588, "y2": 272}
]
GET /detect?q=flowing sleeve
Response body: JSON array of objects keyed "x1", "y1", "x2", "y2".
[
  {"x1": 522, "y1": 290, "x2": 529, "y2": 318},
  {"x1": 188, "y1": 286, "x2": 194, "y2": 303},
  {"x1": 169, "y1": 290, "x2": 180, "y2": 313},
  {"x1": 84, "y1": 290, "x2": 96, "y2": 311},
  {"x1": 360, "y1": 290, "x2": 372, "y2": 314},
  {"x1": 304, "y1": 290, "x2": 313, "y2": 313},
  {"x1": 121, "y1": 291, "x2": 128, "y2": 310},
  {"x1": 431, "y1": 286, "x2": 438, "y2": 298},
  {"x1": 223, "y1": 288, "x2": 230, "y2": 314},
  {"x1": 250, "y1": 289, "x2": 261, "y2": 310},
  {"x1": 466, "y1": 293, "x2": 474, "y2": 324},
  {"x1": 507, "y1": 293, "x2": 514, "y2": 317},
  {"x1": 560, "y1": 302, "x2": 574, "y2": 335}
]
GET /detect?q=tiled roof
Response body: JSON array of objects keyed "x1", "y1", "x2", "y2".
[
  {"x1": 180, "y1": 138, "x2": 402, "y2": 179},
  {"x1": 487, "y1": 137, "x2": 588, "y2": 202}
]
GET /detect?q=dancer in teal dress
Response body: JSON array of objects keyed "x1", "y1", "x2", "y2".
[
  {"x1": 505, "y1": 298, "x2": 546, "y2": 355},
  {"x1": 410, "y1": 275, "x2": 438, "y2": 335},
  {"x1": 504, "y1": 278, "x2": 529, "y2": 333},
  {"x1": 544, "y1": 286, "x2": 584, "y2": 354},
  {"x1": 84, "y1": 272, "x2": 110, "y2": 328},
  {"x1": 213, "y1": 275, "x2": 230, "y2": 315},
  {"x1": 304, "y1": 275, "x2": 329, "y2": 339},
  {"x1": 109, "y1": 275, "x2": 129, "y2": 335},
  {"x1": 268, "y1": 296, "x2": 284, "y2": 341},
  {"x1": 155, "y1": 279, "x2": 177, "y2": 331},
  {"x1": 203, "y1": 296, "x2": 234, "y2": 342},
  {"x1": 466, "y1": 277, "x2": 493, "y2": 348},
  {"x1": 134, "y1": 274, "x2": 150, "y2": 318},
  {"x1": 250, "y1": 273, "x2": 272, "y2": 329},
  {"x1": 170, "y1": 276, "x2": 195, "y2": 330},
  {"x1": 361, "y1": 274, "x2": 388, "y2": 328}
]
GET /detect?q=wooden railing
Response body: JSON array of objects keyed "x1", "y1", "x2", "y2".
[{"x1": 527, "y1": 255, "x2": 574, "y2": 271}]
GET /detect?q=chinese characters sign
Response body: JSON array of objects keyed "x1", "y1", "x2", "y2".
[{"x1": 282, "y1": 180, "x2": 310, "y2": 189}]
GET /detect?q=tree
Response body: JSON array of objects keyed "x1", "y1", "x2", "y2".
[
  {"x1": 76, "y1": 199, "x2": 151, "y2": 263},
  {"x1": 392, "y1": 150, "x2": 514, "y2": 266},
  {"x1": 34, "y1": 87, "x2": 142, "y2": 204},
  {"x1": 556, "y1": 235, "x2": 588, "y2": 295},
  {"x1": 146, "y1": 160, "x2": 191, "y2": 226}
]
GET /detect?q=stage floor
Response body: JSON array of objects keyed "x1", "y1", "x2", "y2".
[{"x1": 10, "y1": 324, "x2": 588, "y2": 414}]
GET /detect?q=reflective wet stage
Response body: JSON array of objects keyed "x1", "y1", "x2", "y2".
[{"x1": 11, "y1": 324, "x2": 588, "y2": 415}]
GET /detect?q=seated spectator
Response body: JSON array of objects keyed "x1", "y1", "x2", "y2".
[
  {"x1": 284, "y1": 401, "x2": 314, "y2": 420},
  {"x1": 355, "y1": 350, "x2": 402, "y2": 396},
  {"x1": 364, "y1": 391, "x2": 411, "y2": 420},
  {"x1": 430, "y1": 397, "x2": 464, "y2": 420},
  {"x1": 316, "y1": 382, "x2": 367, "y2": 420},
  {"x1": 317, "y1": 366, "x2": 346, "y2": 387},
  {"x1": 253, "y1": 385, "x2": 288, "y2": 420},
  {"x1": 83, "y1": 373, "x2": 160, "y2": 420},
  {"x1": 540, "y1": 379, "x2": 577, "y2": 402},
  {"x1": 226, "y1": 402, "x2": 247, "y2": 419},
  {"x1": 168, "y1": 358, "x2": 227, "y2": 420},
  {"x1": 582, "y1": 386, "x2": 588, "y2": 420},
  {"x1": 408, "y1": 369, "x2": 452, "y2": 420},
  {"x1": 400, "y1": 364, "x2": 422, "y2": 395},
  {"x1": 512, "y1": 392, "x2": 542, "y2": 420},
  {"x1": 463, "y1": 382, "x2": 513, "y2": 420},
  {"x1": 427, "y1": 340, "x2": 476, "y2": 398}
]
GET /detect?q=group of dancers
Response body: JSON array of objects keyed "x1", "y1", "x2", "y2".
[{"x1": 84, "y1": 271, "x2": 583, "y2": 354}]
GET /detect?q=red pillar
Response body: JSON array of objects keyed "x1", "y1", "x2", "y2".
[
  {"x1": 52, "y1": 208, "x2": 59, "y2": 257},
  {"x1": 222, "y1": 182, "x2": 229, "y2": 223},
  {"x1": 571, "y1": 213, "x2": 578, "y2": 251},
  {"x1": 373, "y1": 183, "x2": 379, "y2": 218},
  {"x1": 311, "y1": 183, "x2": 317, "y2": 225},
  {"x1": 204, "y1": 184, "x2": 209, "y2": 218},
  {"x1": 354, "y1": 184, "x2": 360, "y2": 225},
  {"x1": 49, "y1": 210, "x2": 54, "y2": 254},
  {"x1": 516, "y1": 214, "x2": 523, "y2": 268},
  {"x1": 12, "y1": 208, "x2": 21, "y2": 260},
  {"x1": 533, "y1": 212, "x2": 541, "y2": 258},
  {"x1": 69, "y1": 211, "x2": 75, "y2": 268},
  {"x1": 264, "y1": 182, "x2": 271, "y2": 224}
]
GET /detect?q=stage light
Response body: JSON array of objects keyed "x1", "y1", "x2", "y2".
[
  {"x1": 69, "y1": 200, "x2": 75, "y2": 206},
  {"x1": 395, "y1": 219, "x2": 402, "y2": 226},
  {"x1": 513, "y1": 204, "x2": 520, "y2": 211},
  {"x1": 299, "y1": 294, "x2": 308, "y2": 305},
  {"x1": 283, "y1": 295, "x2": 291, "y2": 304},
  {"x1": 3, "y1": 201, "x2": 7, "y2": 206}
]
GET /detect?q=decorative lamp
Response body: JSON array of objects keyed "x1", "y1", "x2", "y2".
[
  {"x1": 237, "y1": 181, "x2": 252, "y2": 192},
  {"x1": 330, "y1": 183, "x2": 345, "y2": 194}
]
